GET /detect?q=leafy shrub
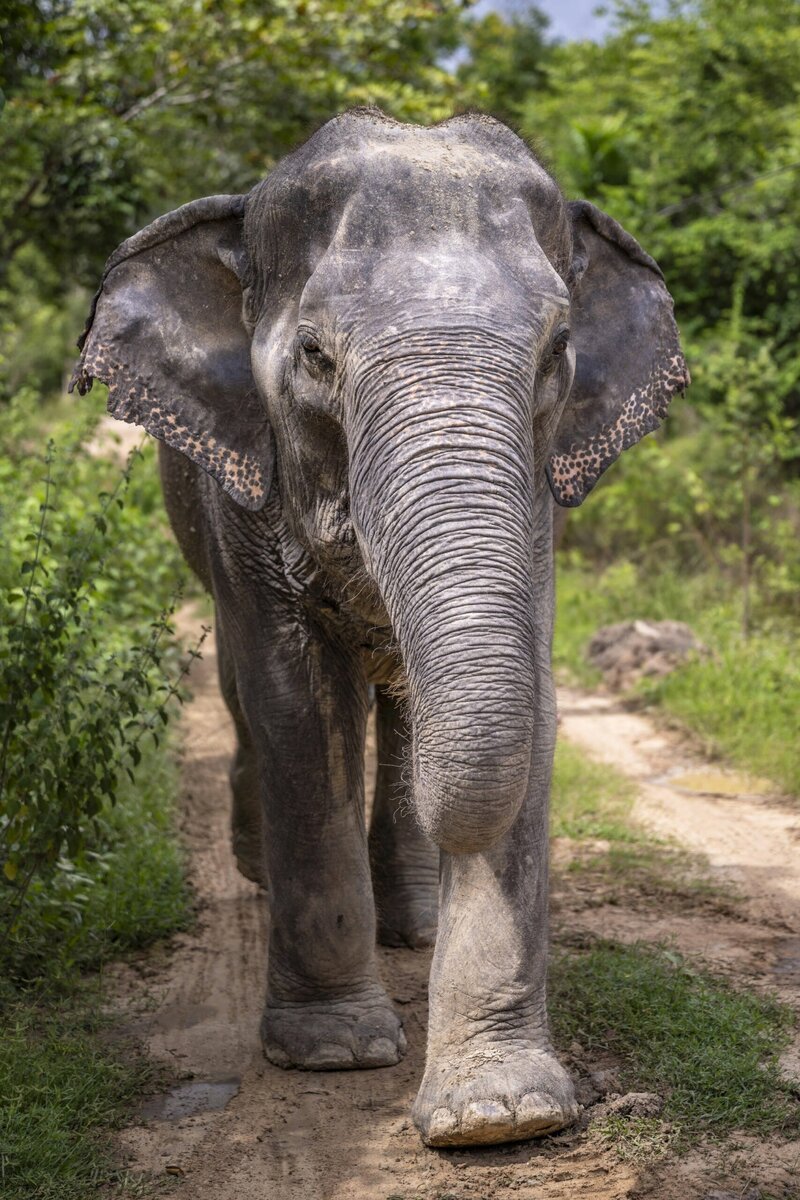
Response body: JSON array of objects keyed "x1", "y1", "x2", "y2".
[
  {"x1": 562, "y1": 390, "x2": 800, "y2": 631},
  {"x1": 2, "y1": 739, "x2": 190, "y2": 986},
  {"x1": 0, "y1": 395, "x2": 198, "y2": 975}
]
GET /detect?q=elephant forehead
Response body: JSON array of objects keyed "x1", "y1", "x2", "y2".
[
  {"x1": 301, "y1": 241, "x2": 568, "y2": 331},
  {"x1": 245, "y1": 111, "x2": 572, "y2": 309},
  {"x1": 312, "y1": 139, "x2": 555, "y2": 230},
  {"x1": 313, "y1": 135, "x2": 529, "y2": 190}
]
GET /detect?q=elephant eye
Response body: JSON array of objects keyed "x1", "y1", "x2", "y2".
[
  {"x1": 541, "y1": 328, "x2": 570, "y2": 378},
  {"x1": 298, "y1": 330, "x2": 334, "y2": 374}
]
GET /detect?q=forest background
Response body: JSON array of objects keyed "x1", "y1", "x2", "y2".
[{"x1": 1, "y1": 2, "x2": 799, "y2": 1194}]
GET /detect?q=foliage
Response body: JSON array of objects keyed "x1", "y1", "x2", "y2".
[
  {"x1": 462, "y1": 2, "x2": 800, "y2": 774},
  {"x1": 513, "y1": 0, "x2": 800, "y2": 422},
  {"x1": 2, "y1": 738, "x2": 190, "y2": 985},
  {"x1": 0, "y1": 0, "x2": 468, "y2": 404},
  {"x1": 0, "y1": 0, "x2": 464, "y2": 299},
  {"x1": 0, "y1": 394, "x2": 195, "y2": 1196},
  {"x1": 0, "y1": 394, "x2": 196, "y2": 969},
  {"x1": 551, "y1": 941, "x2": 796, "y2": 1139},
  {"x1": 456, "y1": 4, "x2": 553, "y2": 125},
  {"x1": 559, "y1": 400, "x2": 800, "y2": 622}
]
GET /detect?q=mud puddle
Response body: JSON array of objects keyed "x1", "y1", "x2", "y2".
[
  {"x1": 141, "y1": 1077, "x2": 240, "y2": 1122},
  {"x1": 656, "y1": 767, "x2": 778, "y2": 798}
]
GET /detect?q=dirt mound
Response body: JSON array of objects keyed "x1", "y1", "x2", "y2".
[{"x1": 587, "y1": 619, "x2": 706, "y2": 689}]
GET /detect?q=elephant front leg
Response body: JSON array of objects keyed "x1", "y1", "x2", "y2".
[
  {"x1": 234, "y1": 613, "x2": 406, "y2": 1071},
  {"x1": 369, "y1": 686, "x2": 439, "y2": 949},
  {"x1": 217, "y1": 620, "x2": 265, "y2": 887},
  {"x1": 412, "y1": 725, "x2": 578, "y2": 1145}
]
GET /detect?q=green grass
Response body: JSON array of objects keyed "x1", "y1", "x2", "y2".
[
  {"x1": 0, "y1": 743, "x2": 190, "y2": 1199},
  {"x1": 551, "y1": 739, "x2": 638, "y2": 843},
  {"x1": 648, "y1": 633, "x2": 800, "y2": 794},
  {"x1": 0, "y1": 996, "x2": 165, "y2": 1200},
  {"x1": 555, "y1": 559, "x2": 800, "y2": 796},
  {"x1": 549, "y1": 732, "x2": 795, "y2": 1155},
  {"x1": 551, "y1": 941, "x2": 796, "y2": 1142}
]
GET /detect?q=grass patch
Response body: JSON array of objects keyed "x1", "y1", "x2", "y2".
[
  {"x1": 645, "y1": 633, "x2": 800, "y2": 795},
  {"x1": 551, "y1": 739, "x2": 638, "y2": 843},
  {"x1": 555, "y1": 559, "x2": 800, "y2": 796},
  {"x1": 0, "y1": 994, "x2": 165, "y2": 1200},
  {"x1": 592, "y1": 1114, "x2": 677, "y2": 1162},
  {"x1": 0, "y1": 740, "x2": 190, "y2": 1197},
  {"x1": 551, "y1": 941, "x2": 796, "y2": 1140}
]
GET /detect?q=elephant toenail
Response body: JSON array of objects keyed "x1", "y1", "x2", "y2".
[
  {"x1": 262, "y1": 1042, "x2": 290, "y2": 1068},
  {"x1": 425, "y1": 1106, "x2": 460, "y2": 1143},
  {"x1": 365, "y1": 1037, "x2": 400, "y2": 1064},
  {"x1": 305, "y1": 1042, "x2": 354, "y2": 1069},
  {"x1": 460, "y1": 1099, "x2": 513, "y2": 1137},
  {"x1": 516, "y1": 1091, "x2": 574, "y2": 1132}
]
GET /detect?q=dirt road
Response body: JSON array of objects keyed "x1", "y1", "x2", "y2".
[{"x1": 111, "y1": 622, "x2": 800, "y2": 1199}]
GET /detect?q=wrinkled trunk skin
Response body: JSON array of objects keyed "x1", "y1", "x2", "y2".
[{"x1": 349, "y1": 335, "x2": 537, "y2": 855}]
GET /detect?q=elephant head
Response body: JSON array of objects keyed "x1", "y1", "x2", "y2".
[{"x1": 71, "y1": 108, "x2": 688, "y2": 853}]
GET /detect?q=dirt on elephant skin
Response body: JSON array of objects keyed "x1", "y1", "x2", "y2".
[{"x1": 107, "y1": 616, "x2": 800, "y2": 1200}]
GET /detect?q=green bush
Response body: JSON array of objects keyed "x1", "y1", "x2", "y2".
[
  {"x1": 0, "y1": 394, "x2": 197, "y2": 1199},
  {"x1": 0, "y1": 394, "x2": 196, "y2": 978},
  {"x1": 560, "y1": 398, "x2": 800, "y2": 629},
  {"x1": 2, "y1": 739, "x2": 190, "y2": 986}
]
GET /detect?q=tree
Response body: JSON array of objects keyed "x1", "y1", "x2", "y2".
[
  {"x1": 520, "y1": 0, "x2": 800, "y2": 421},
  {"x1": 0, "y1": 0, "x2": 465, "y2": 296},
  {"x1": 456, "y1": 4, "x2": 552, "y2": 125}
]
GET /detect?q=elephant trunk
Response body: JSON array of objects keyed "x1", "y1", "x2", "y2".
[{"x1": 349, "y1": 337, "x2": 536, "y2": 854}]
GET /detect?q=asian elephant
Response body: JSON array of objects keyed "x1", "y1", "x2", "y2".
[{"x1": 70, "y1": 108, "x2": 688, "y2": 1148}]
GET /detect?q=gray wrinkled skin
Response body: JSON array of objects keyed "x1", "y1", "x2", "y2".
[{"x1": 70, "y1": 108, "x2": 688, "y2": 1148}]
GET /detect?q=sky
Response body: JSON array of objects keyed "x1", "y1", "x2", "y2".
[{"x1": 472, "y1": 0, "x2": 613, "y2": 42}]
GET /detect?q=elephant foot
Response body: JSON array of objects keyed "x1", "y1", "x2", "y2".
[
  {"x1": 413, "y1": 1042, "x2": 578, "y2": 1147},
  {"x1": 261, "y1": 986, "x2": 407, "y2": 1070},
  {"x1": 376, "y1": 890, "x2": 438, "y2": 949}
]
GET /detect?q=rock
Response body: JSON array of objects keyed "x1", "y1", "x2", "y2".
[
  {"x1": 603, "y1": 1091, "x2": 664, "y2": 1118},
  {"x1": 587, "y1": 619, "x2": 707, "y2": 690}
]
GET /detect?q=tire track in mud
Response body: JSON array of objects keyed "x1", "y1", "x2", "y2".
[{"x1": 109, "y1": 621, "x2": 799, "y2": 1199}]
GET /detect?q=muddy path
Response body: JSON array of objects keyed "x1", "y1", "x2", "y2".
[{"x1": 110, "y1": 622, "x2": 800, "y2": 1200}]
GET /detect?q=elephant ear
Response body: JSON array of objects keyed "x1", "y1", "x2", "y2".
[
  {"x1": 69, "y1": 194, "x2": 273, "y2": 511},
  {"x1": 547, "y1": 200, "x2": 689, "y2": 508}
]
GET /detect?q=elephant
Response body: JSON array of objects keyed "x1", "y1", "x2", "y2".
[{"x1": 70, "y1": 107, "x2": 688, "y2": 1148}]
